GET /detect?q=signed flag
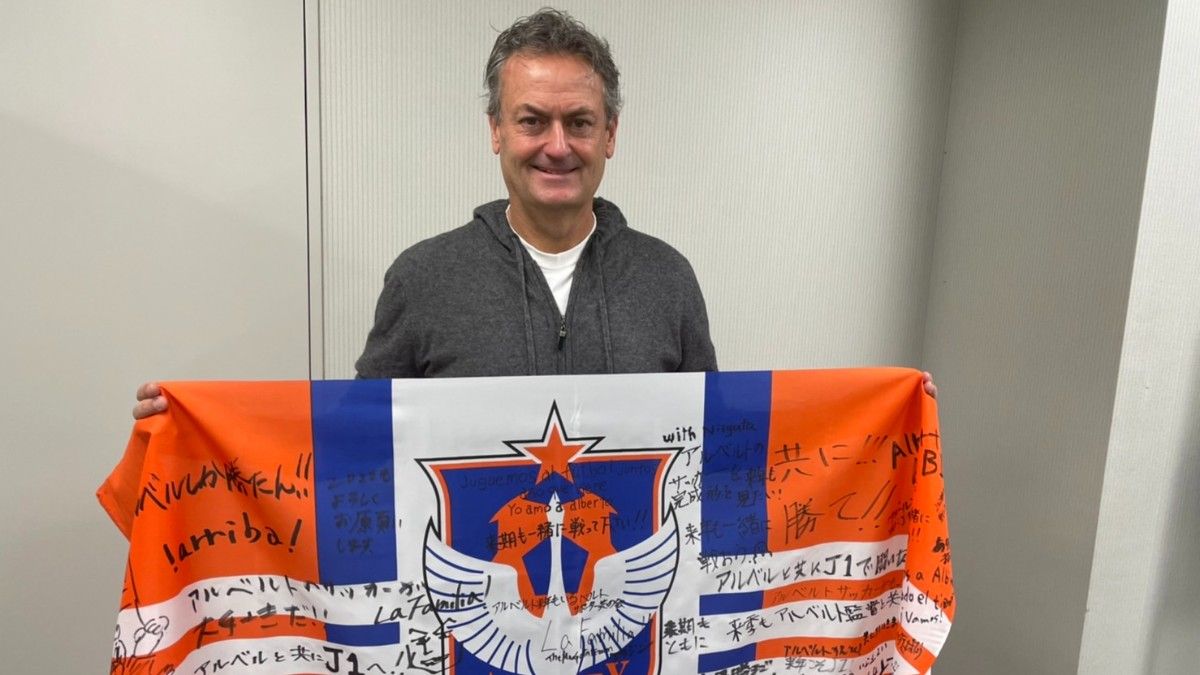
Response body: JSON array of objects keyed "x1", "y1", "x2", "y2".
[{"x1": 99, "y1": 369, "x2": 954, "y2": 675}]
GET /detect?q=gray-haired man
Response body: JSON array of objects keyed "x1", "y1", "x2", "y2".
[
  {"x1": 353, "y1": 8, "x2": 717, "y2": 378},
  {"x1": 133, "y1": 9, "x2": 932, "y2": 415}
]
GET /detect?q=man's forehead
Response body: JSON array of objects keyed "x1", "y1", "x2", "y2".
[
  {"x1": 511, "y1": 100, "x2": 599, "y2": 117},
  {"x1": 501, "y1": 52, "x2": 602, "y2": 94}
]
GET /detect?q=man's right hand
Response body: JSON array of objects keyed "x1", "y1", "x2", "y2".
[{"x1": 132, "y1": 382, "x2": 169, "y2": 419}]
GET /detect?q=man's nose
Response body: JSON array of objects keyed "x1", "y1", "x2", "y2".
[{"x1": 543, "y1": 121, "x2": 570, "y2": 158}]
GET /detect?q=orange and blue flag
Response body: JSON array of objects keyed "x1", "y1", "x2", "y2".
[{"x1": 99, "y1": 369, "x2": 954, "y2": 675}]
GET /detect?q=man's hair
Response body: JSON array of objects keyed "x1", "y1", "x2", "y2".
[{"x1": 485, "y1": 8, "x2": 622, "y2": 121}]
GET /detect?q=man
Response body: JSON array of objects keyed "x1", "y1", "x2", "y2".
[
  {"x1": 354, "y1": 9, "x2": 715, "y2": 379},
  {"x1": 134, "y1": 9, "x2": 716, "y2": 418},
  {"x1": 132, "y1": 9, "x2": 933, "y2": 415}
]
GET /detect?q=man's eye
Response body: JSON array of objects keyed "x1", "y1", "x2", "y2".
[
  {"x1": 519, "y1": 117, "x2": 541, "y2": 128},
  {"x1": 571, "y1": 119, "x2": 593, "y2": 129}
]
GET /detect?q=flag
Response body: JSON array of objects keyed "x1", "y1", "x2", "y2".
[{"x1": 99, "y1": 369, "x2": 954, "y2": 675}]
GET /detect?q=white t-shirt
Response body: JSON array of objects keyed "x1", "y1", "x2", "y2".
[{"x1": 509, "y1": 212, "x2": 597, "y2": 316}]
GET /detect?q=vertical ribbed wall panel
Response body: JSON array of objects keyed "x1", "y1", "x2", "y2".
[
  {"x1": 319, "y1": 1, "x2": 502, "y2": 376},
  {"x1": 318, "y1": 1, "x2": 958, "y2": 376}
]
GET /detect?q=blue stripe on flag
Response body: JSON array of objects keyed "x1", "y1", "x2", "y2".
[
  {"x1": 312, "y1": 380, "x2": 398, "y2": 644},
  {"x1": 312, "y1": 380, "x2": 396, "y2": 583},
  {"x1": 698, "y1": 643, "x2": 758, "y2": 673},
  {"x1": 699, "y1": 589, "x2": 764, "y2": 615},
  {"x1": 323, "y1": 621, "x2": 401, "y2": 647},
  {"x1": 701, "y1": 371, "x2": 771, "y2": 556}
]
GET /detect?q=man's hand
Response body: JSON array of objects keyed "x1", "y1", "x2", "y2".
[
  {"x1": 132, "y1": 382, "x2": 168, "y2": 419},
  {"x1": 922, "y1": 371, "x2": 938, "y2": 399}
]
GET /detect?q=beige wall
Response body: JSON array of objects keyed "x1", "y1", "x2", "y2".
[
  {"x1": 0, "y1": 1, "x2": 309, "y2": 671},
  {"x1": 921, "y1": 0, "x2": 1167, "y2": 672},
  {"x1": 1079, "y1": 1, "x2": 1200, "y2": 670}
]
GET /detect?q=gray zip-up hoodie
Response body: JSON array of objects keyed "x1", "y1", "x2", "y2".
[{"x1": 355, "y1": 198, "x2": 717, "y2": 378}]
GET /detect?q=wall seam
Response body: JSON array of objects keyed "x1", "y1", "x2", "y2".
[{"x1": 919, "y1": 0, "x2": 966, "y2": 368}]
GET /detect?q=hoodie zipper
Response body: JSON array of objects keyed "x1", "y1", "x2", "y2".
[{"x1": 557, "y1": 317, "x2": 567, "y2": 350}]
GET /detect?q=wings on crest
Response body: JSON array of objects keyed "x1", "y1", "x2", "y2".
[
  {"x1": 423, "y1": 512, "x2": 679, "y2": 675},
  {"x1": 423, "y1": 524, "x2": 543, "y2": 675},
  {"x1": 577, "y1": 510, "x2": 679, "y2": 671}
]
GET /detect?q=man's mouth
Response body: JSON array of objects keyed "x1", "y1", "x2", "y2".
[{"x1": 534, "y1": 166, "x2": 576, "y2": 176}]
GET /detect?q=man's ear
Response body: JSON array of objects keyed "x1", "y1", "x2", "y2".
[
  {"x1": 604, "y1": 115, "x2": 619, "y2": 159},
  {"x1": 489, "y1": 114, "x2": 501, "y2": 155}
]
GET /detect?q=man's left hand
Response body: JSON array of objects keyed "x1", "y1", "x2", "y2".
[{"x1": 922, "y1": 371, "x2": 938, "y2": 399}]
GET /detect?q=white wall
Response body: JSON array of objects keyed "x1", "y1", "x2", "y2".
[
  {"x1": 317, "y1": 0, "x2": 960, "y2": 376},
  {"x1": 0, "y1": 2, "x2": 309, "y2": 671},
  {"x1": 1078, "y1": 1, "x2": 1200, "y2": 670},
  {"x1": 921, "y1": 0, "x2": 1167, "y2": 672}
]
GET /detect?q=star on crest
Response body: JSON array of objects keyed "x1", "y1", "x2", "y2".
[{"x1": 504, "y1": 402, "x2": 603, "y2": 485}]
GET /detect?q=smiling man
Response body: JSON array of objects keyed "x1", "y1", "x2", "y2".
[
  {"x1": 350, "y1": 8, "x2": 718, "y2": 379},
  {"x1": 490, "y1": 51, "x2": 615, "y2": 253},
  {"x1": 133, "y1": 9, "x2": 716, "y2": 418},
  {"x1": 131, "y1": 9, "x2": 935, "y2": 416}
]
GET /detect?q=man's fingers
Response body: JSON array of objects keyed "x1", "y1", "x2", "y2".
[
  {"x1": 132, "y1": 396, "x2": 168, "y2": 420},
  {"x1": 136, "y1": 381, "x2": 161, "y2": 401},
  {"x1": 133, "y1": 382, "x2": 167, "y2": 419},
  {"x1": 922, "y1": 371, "x2": 938, "y2": 399}
]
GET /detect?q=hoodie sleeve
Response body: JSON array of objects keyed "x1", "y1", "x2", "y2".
[
  {"x1": 676, "y1": 260, "x2": 719, "y2": 372},
  {"x1": 355, "y1": 257, "x2": 420, "y2": 378}
]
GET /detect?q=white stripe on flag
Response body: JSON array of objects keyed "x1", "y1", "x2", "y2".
[
  {"x1": 114, "y1": 575, "x2": 408, "y2": 657},
  {"x1": 693, "y1": 534, "x2": 910, "y2": 595},
  {"x1": 172, "y1": 636, "x2": 403, "y2": 675},
  {"x1": 697, "y1": 579, "x2": 950, "y2": 651}
]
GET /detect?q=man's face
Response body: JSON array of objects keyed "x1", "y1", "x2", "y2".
[{"x1": 489, "y1": 52, "x2": 617, "y2": 218}]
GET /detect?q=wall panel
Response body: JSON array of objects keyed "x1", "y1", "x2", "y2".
[
  {"x1": 921, "y1": 0, "x2": 1166, "y2": 671},
  {"x1": 0, "y1": 1, "x2": 309, "y2": 671},
  {"x1": 1079, "y1": 1, "x2": 1200, "y2": 669}
]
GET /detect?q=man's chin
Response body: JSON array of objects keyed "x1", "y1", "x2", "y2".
[{"x1": 524, "y1": 191, "x2": 588, "y2": 212}]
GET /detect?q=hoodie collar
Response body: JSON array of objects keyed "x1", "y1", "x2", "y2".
[{"x1": 475, "y1": 197, "x2": 627, "y2": 252}]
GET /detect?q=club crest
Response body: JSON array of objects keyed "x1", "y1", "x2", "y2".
[{"x1": 420, "y1": 402, "x2": 680, "y2": 675}]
